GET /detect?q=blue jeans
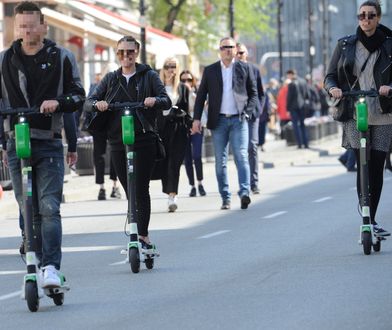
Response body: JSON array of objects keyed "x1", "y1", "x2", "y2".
[
  {"x1": 290, "y1": 110, "x2": 308, "y2": 148},
  {"x1": 211, "y1": 116, "x2": 250, "y2": 201},
  {"x1": 7, "y1": 138, "x2": 64, "y2": 270}
]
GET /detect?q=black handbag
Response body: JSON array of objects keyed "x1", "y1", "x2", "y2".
[{"x1": 155, "y1": 134, "x2": 166, "y2": 161}]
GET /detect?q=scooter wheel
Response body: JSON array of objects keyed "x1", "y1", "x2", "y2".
[
  {"x1": 52, "y1": 293, "x2": 64, "y2": 306},
  {"x1": 145, "y1": 257, "x2": 154, "y2": 270},
  {"x1": 373, "y1": 240, "x2": 381, "y2": 252},
  {"x1": 129, "y1": 248, "x2": 140, "y2": 273},
  {"x1": 362, "y1": 232, "x2": 372, "y2": 255},
  {"x1": 25, "y1": 281, "x2": 39, "y2": 312}
]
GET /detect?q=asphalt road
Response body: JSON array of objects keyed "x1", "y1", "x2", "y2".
[{"x1": 1, "y1": 154, "x2": 392, "y2": 329}]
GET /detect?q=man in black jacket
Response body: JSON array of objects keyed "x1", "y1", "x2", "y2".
[
  {"x1": 0, "y1": 1, "x2": 85, "y2": 288},
  {"x1": 192, "y1": 37, "x2": 258, "y2": 210}
]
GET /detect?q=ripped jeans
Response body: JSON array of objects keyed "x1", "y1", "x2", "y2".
[{"x1": 7, "y1": 138, "x2": 64, "y2": 270}]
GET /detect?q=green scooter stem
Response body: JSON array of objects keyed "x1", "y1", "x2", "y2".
[{"x1": 356, "y1": 101, "x2": 368, "y2": 132}]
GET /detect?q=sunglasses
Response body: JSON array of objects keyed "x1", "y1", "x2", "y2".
[
  {"x1": 357, "y1": 12, "x2": 377, "y2": 21},
  {"x1": 117, "y1": 49, "x2": 136, "y2": 57},
  {"x1": 220, "y1": 45, "x2": 235, "y2": 50},
  {"x1": 164, "y1": 65, "x2": 177, "y2": 69},
  {"x1": 181, "y1": 78, "x2": 193, "y2": 83},
  {"x1": 237, "y1": 51, "x2": 245, "y2": 55}
]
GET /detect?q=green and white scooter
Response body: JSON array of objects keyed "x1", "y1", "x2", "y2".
[
  {"x1": 342, "y1": 90, "x2": 388, "y2": 255},
  {"x1": 108, "y1": 102, "x2": 159, "y2": 273},
  {"x1": 2, "y1": 107, "x2": 69, "y2": 312}
]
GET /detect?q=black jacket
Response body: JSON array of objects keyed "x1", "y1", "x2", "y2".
[
  {"x1": 324, "y1": 25, "x2": 392, "y2": 114},
  {"x1": 84, "y1": 64, "x2": 171, "y2": 146},
  {"x1": 193, "y1": 60, "x2": 258, "y2": 129}
]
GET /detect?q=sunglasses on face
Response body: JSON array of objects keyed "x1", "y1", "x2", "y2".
[
  {"x1": 164, "y1": 64, "x2": 177, "y2": 70},
  {"x1": 181, "y1": 78, "x2": 193, "y2": 83},
  {"x1": 117, "y1": 49, "x2": 136, "y2": 57},
  {"x1": 357, "y1": 12, "x2": 377, "y2": 21},
  {"x1": 220, "y1": 45, "x2": 235, "y2": 51},
  {"x1": 237, "y1": 51, "x2": 245, "y2": 55}
]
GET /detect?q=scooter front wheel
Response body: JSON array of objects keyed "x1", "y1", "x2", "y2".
[
  {"x1": 25, "y1": 281, "x2": 39, "y2": 312},
  {"x1": 362, "y1": 232, "x2": 372, "y2": 255},
  {"x1": 129, "y1": 248, "x2": 140, "y2": 273}
]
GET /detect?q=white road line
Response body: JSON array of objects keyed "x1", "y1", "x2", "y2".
[
  {"x1": 109, "y1": 259, "x2": 128, "y2": 266},
  {"x1": 0, "y1": 270, "x2": 25, "y2": 276},
  {"x1": 0, "y1": 245, "x2": 123, "y2": 256},
  {"x1": 313, "y1": 196, "x2": 332, "y2": 203},
  {"x1": 0, "y1": 290, "x2": 21, "y2": 301},
  {"x1": 263, "y1": 211, "x2": 287, "y2": 219},
  {"x1": 197, "y1": 230, "x2": 231, "y2": 239}
]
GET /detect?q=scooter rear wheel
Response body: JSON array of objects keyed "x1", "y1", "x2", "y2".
[
  {"x1": 362, "y1": 232, "x2": 372, "y2": 255},
  {"x1": 52, "y1": 293, "x2": 64, "y2": 306},
  {"x1": 373, "y1": 240, "x2": 381, "y2": 252},
  {"x1": 145, "y1": 258, "x2": 154, "y2": 270},
  {"x1": 25, "y1": 281, "x2": 39, "y2": 312},
  {"x1": 129, "y1": 248, "x2": 140, "y2": 273}
]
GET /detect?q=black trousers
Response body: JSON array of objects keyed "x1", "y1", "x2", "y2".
[
  {"x1": 93, "y1": 131, "x2": 116, "y2": 184},
  {"x1": 111, "y1": 141, "x2": 156, "y2": 237},
  {"x1": 160, "y1": 119, "x2": 189, "y2": 194},
  {"x1": 354, "y1": 149, "x2": 386, "y2": 224}
]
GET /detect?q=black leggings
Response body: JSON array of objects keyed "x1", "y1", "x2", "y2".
[
  {"x1": 354, "y1": 149, "x2": 386, "y2": 224},
  {"x1": 111, "y1": 142, "x2": 156, "y2": 236}
]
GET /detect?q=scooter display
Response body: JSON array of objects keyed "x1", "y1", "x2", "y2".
[
  {"x1": 1, "y1": 107, "x2": 69, "y2": 312},
  {"x1": 108, "y1": 102, "x2": 159, "y2": 273},
  {"x1": 341, "y1": 89, "x2": 389, "y2": 255}
]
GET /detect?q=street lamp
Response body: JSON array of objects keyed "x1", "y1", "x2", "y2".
[
  {"x1": 307, "y1": 0, "x2": 314, "y2": 83},
  {"x1": 277, "y1": 0, "x2": 283, "y2": 81},
  {"x1": 139, "y1": 0, "x2": 147, "y2": 64},
  {"x1": 229, "y1": 0, "x2": 234, "y2": 38}
]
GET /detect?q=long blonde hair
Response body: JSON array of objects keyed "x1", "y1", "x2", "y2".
[{"x1": 160, "y1": 57, "x2": 180, "y2": 100}]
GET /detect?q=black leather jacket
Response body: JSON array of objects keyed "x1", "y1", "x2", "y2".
[
  {"x1": 324, "y1": 26, "x2": 392, "y2": 114},
  {"x1": 84, "y1": 64, "x2": 171, "y2": 146}
]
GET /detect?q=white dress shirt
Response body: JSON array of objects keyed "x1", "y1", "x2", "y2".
[{"x1": 220, "y1": 60, "x2": 238, "y2": 116}]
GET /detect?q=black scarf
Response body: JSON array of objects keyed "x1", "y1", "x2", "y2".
[{"x1": 356, "y1": 25, "x2": 386, "y2": 53}]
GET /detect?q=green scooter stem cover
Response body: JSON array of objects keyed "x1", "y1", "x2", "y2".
[
  {"x1": 15, "y1": 123, "x2": 31, "y2": 159},
  {"x1": 122, "y1": 115, "x2": 135, "y2": 145},
  {"x1": 356, "y1": 101, "x2": 368, "y2": 132}
]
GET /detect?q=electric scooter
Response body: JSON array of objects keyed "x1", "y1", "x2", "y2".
[
  {"x1": 341, "y1": 89, "x2": 389, "y2": 255},
  {"x1": 1, "y1": 107, "x2": 69, "y2": 312},
  {"x1": 107, "y1": 101, "x2": 159, "y2": 273}
]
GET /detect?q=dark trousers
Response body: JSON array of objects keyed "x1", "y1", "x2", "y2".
[
  {"x1": 248, "y1": 118, "x2": 260, "y2": 189},
  {"x1": 290, "y1": 110, "x2": 308, "y2": 148},
  {"x1": 354, "y1": 149, "x2": 386, "y2": 224},
  {"x1": 161, "y1": 120, "x2": 188, "y2": 194},
  {"x1": 184, "y1": 131, "x2": 204, "y2": 186},
  {"x1": 93, "y1": 131, "x2": 116, "y2": 184},
  {"x1": 111, "y1": 142, "x2": 156, "y2": 237}
]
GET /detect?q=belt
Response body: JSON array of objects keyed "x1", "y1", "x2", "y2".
[{"x1": 219, "y1": 114, "x2": 239, "y2": 118}]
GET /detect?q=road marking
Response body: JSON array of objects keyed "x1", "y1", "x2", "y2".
[
  {"x1": 0, "y1": 290, "x2": 21, "y2": 301},
  {"x1": 109, "y1": 259, "x2": 128, "y2": 266},
  {"x1": 263, "y1": 211, "x2": 287, "y2": 219},
  {"x1": 0, "y1": 270, "x2": 25, "y2": 276},
  {"x1": 313, "y1": 196, "x2": 332, "y2": 203},
  {"x1": 0, "y1": 245, "x2": 123, "y2": 256},
  {"x1": 197, "y1": 230, "x2": 231, "y2": 239}
]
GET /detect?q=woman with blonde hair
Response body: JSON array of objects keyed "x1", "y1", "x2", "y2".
[{"x1": 157, "y1": 57, "x2": 191, "y2": 212}]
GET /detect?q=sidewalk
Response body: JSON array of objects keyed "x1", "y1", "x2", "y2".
[{"x1": 0, "y1": 134, "x2": 344, "y2": 218}]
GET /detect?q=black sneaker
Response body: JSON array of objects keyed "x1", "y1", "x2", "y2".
[
  {"x1": 221, "y1": 200, "x2": 231, "y2": 210},
  {"x1": 373, "y1": 225, "x2": 391, "y2": 237},
  {"x1": 251, "y1": 186, "x2": 260, "y2": 195},
  {"x1": 189, "y1": 187, "x2": 196, "y2": 197},
  {"x1": 139, "y1": 239, "x2": 156, "y2": 255},
  {"x1": 198, "y1": 184, "x2": 206, "y2": 196},
  {"x1": 241, "y1": 195, "x2": 251, "y2": 209},
  {"x1": 110, "y1": 187, "x2": 121, "y2": 199},
  {"x1": 98, "y1": 188, "x2": 106, "y2": 200}
]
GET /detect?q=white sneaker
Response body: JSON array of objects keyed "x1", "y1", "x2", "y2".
[
  {"x1": 168, "y1": 195, "x2": 178, "y2": 212},
  {"x1": 42, "y1": 265, "x2": 61, "y2": 288}
]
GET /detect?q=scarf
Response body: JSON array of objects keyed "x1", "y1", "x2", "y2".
[{"x1": 356, "y1": 25, "x2": 386, "y2": 53}]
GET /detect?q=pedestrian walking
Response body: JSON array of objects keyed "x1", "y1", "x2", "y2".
[
  {"x1": 276, "y1": 79, "x2": 291, "y2": 139},
  {"x1": 325, "y1": 0, "x2": 392, "y2": 236},
  {"x1": 0, "y1": 1, "x2": 85, "y2": 287},
  {"x1": 158, "y1": 57, "x2": 192, "y2": 212},
  {"x1": 286, "y1": 69, "x2": 310, "y2": 149},
  {"x1": 181, "y1": 70, "x2": 207, "y2": 197},
  {"x1": 85, "y1": 35, "x2": 171, "y2": 250},
  {"x1": 236, "y1": 43, "x2": 264, "y2": 194},
  {"x1": 192, "y1": 37, "x2": 258, "y2": 210}
]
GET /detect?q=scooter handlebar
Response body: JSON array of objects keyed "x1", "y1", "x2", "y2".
[
  {"x1": 342, "y1": 89, "x2": 379, "y2": 98},
  {"x1": 107, "y1": 102, "x2": 145, "y2": 112},
  {"x1": 0, "y1": 106, "x2": 40, "y2": 116}
]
